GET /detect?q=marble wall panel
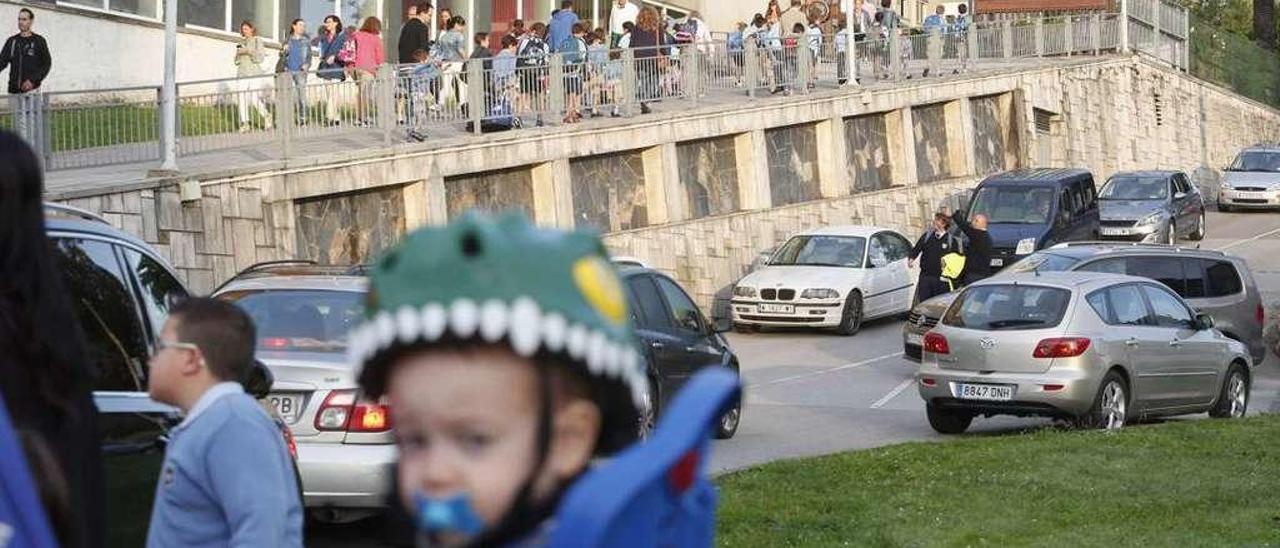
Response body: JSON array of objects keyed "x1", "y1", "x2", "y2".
[
  {"x1": 913, "y1": 103, "x2": 952, "y2": 183},
  {"x1": 765, "y1": 124, "x2": 821, "y2": 206},
  {"x1": 677, "y1": 136, "x2": 741, "y2": 219},
  {"x1": 444, "y1": 167, "x2": 536, "y2": 220},
  {"x1": 844, "y1": 114, "x2": 894, "y2": 193},
  {"x1": 295, "y1": 186, "x2": 406, "y2": 265},
  {"x1": 570, "y1": 151, "x2": 649, "y2": 232}
]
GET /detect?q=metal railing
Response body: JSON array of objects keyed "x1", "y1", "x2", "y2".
[{"x1": 0, "y1": 7, "x2": 1185, "y2": 173}]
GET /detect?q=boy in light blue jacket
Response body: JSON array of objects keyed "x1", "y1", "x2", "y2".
[{"x1": 145, "y1": 298, "x2": 302, "y2": 548}]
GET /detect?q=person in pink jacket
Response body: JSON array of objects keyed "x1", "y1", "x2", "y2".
[{"x1": 353, "y1": 16, "x2": 385, "y2": 125}]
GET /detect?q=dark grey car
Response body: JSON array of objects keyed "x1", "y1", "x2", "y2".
[
  {"x1": 903, "y1": 243, "x2": 1266, "y2": 366},
  {"x1": 1098, "y1": 171, "x2": 1206, "y2": 244}
]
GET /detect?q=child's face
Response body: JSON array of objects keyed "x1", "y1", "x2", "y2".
[{"x1": 390, "y1": 347, "x2": 600, "y2": 546}]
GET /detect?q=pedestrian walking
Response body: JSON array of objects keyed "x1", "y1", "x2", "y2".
[
  {"x1": 144, "y1": 298, "x2": 302, "y2": 548},
  {"x1": 0, "y1": 8, "x2": 51, "y2": 148},
  {"x1": 282, "y1": 19, "x2": 313, "y2": 125},
  {"x1": 352, "y1": 16, "x2": 385, "y2": 125},
  {"x1": 609, "y1": 0, "x2": 639, "y2": 48},
  {"x1": 314, "y1": 15, "x2": 347, "y2": 126},
  {"x1": 909, "y1": 213, "x2": 966, "y2": 304},
  {"x1": 549, "y1": 1, "x2": 580, "y2": 53},
  {"x1": 398, "y1": 2, "x2": 433, "y2": 63},
  {"x1": 629, "y1": 6, "x2": 667, "y2": 115},
  {"x1": 234, "y1": 21, "x2": 273, "y2": 132},
  {"x1": 0, "y1": 131, "x2": 105, "y2": 548},
  {"x1": 516, "y1": 22, "x2": 550, "y2": 126}
]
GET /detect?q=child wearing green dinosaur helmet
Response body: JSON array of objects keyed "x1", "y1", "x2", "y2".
[{"x1": 352, "y1": 212, "x2": 648, "y2": 547}]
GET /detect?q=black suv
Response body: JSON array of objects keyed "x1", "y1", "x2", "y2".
[
  {"x1": 43, "y1": 204, "x2": 292, "y2": 546},
  {"x1": 617, "y1": 265, "x2": 743, "y2": 439}
]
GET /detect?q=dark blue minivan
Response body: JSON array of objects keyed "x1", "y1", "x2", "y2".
[{"x1": 966, "y1": 169, "x2": 1101, "y2": 270}]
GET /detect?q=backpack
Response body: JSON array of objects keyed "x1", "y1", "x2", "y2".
[
  {"x1": 517, "y1": 37, "x2": 549, "y2": 68},
  {"x1": 337, "y1": 33, "x2": 357, "y2": 65}
]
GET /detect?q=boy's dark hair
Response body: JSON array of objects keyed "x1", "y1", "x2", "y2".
[
  {"x1": 793, "y1": 22, "x2": 805, "y2": 33},
  {"x1": 19, "y1": 7, "x2": 33, "y2": 19},
  {"x1": 501, "y1": 34, "x2": 519, "y2": 48},
  {"x1": 447, "y1": 15, "x2": 465, "y2": 29},
  {"x1": 413, "y1": 48, "x2": 429, "y2": 60},
  {"x1": 572, "y1": 22, "x2": 587, "y2": 34},
  {"x1": 417, "y1": 1, "x2": 433, "y2": 13},
  {"x1": 474, "y1": 32, "x2": 488, "y2": 45},
  {"x1": 561, "y1": 0, "x2": 574, "y2": 8},
  {"x1": 171, "y1": 297, "x2": 256, "y2": 383},
  {"x1": 622, "y1": 21, "x2": 635, "y2": 32}
]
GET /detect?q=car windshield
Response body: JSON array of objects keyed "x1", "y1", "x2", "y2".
[
  {"x1": 770, "y1": 235, "x2": 866, "y2": 268},
  {"x1": 999, "y1": 252, "x2": 1082, "y2": 275},
  {"x1": 1099, "y1": 176, "x2": 1168, "y2": 200},
  {"x1": 969, "y1": 186, "x2": 1056, "y2": 225},
  {"x1": 942, "y1": 285, "x2": 1072, "y2": 330},
  {"x1": 220, "y1": 289, "x2": 365, "y2": 353},
  {"x1": 1228, "y1": 151, "x2": 1280, "y2": 172}
]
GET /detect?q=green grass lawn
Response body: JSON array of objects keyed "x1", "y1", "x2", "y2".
[{"x1": 716, "y1": 416, "x2": 1280, "y2": 546}]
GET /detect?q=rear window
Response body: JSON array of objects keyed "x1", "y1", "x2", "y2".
[
  {"x1": 1003, "y1": 252, "x2": 1081, "y2": 274},
  {"x1": 219, "y1": 290, "x2": 365, "y2": 353},
  {"x1": 942, "y1": 285, "x2": 1072, "y2": 331},
  {"x1": 1205, "y1": 260, "x2": 1242, "y2": 297}
]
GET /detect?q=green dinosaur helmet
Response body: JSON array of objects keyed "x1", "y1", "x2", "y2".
[{"x1": 351, "y1": 211, "x2": 648, "y2": 438}]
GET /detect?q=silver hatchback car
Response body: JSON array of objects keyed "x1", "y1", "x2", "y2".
[
  {"x1": 214, "y1": 262, "x2": 392, "y2": 523},
  {"x1": 916, "y1": 272, "x2": 1252, "y2": 433}
]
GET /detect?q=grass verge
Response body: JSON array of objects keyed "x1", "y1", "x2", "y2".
[{"x1": 716, "y1": 416, "x2": 1280, "y2": 546}]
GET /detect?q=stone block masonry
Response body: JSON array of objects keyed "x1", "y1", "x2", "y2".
[{"x1": 53, "y1": 56, "x2": 1280, "y2": 312}]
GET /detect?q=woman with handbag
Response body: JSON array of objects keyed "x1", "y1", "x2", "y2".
[
  {"x1": 313, "y1": 15, "x2": 346, "y2": 126},
  {"x1": 628, "y1": 6, "x2": 665, "y2": 115}
]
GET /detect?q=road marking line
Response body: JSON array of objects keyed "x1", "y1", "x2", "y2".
[
  {"x1": 1214, "y1": 225, "x2": 1280, "y2": 251},
  {"x1": 870, "y1": 379, "x2": 916, "y2": 409},
  {"x1": 748, "y1": 351, "x2": 904, "y2": 388}
]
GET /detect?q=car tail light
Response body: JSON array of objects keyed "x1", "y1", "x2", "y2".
[
  {"x1": 280, "y1": 424, "x2": 298, "y2": 459},
  {"x1": 923, "y1": 332, "x2": 950, "y2": 355},
  {"x1": 314, "y1": 389, "x2": 392, "y2": 433},
  {"x1": 1033, "y1": 337, "x2": 1091, "y2": 358},
  {"x1": 261, "y1": 337, "x2": 290, "y2": 349},
  {"x1": 920, "y1": 378, "x2": 937, "y2": 386},
  {"x1": 1257, "y1": 303, "x2": 1265, "y2": 326}
]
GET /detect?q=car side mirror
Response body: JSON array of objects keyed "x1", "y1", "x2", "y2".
[
  {"x1": 711, "y1": 316, "x2": 733, "y2": 333},
  {"x1": 242, "y1": 359, "x2": 274, "y2": 399},
  {"x1": 1174, "y1": 192, "x2": 1187, "y2": 200},
  {"x1": 1195, "y1": 313, "x2": 1215, "y2": 331}
]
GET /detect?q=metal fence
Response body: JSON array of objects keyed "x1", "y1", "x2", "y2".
[
  {"x1": 1190, "y1": 17, "x2": 1280, "y2": 108},
  {"x1": 0, "y1": 8, "x2": 1184, "y2": 172}
]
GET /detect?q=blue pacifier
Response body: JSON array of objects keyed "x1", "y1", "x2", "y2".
[{"x1": 412, "y1": 491, "x2": 486, "y2": 537}]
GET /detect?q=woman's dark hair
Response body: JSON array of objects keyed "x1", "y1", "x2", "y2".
[
  {"x1": 323, "y1": 15, "x2": 343, "y2": 35},
  {"x1": 447, "y1": 15, "x2": 466, "y2": 30},
  {"x1": 474, "y1": 32, "x2": 488, "y2": 45},
  {"x1": 290, "y1": 18, "x2": 305, "y2": 33},
  {"x1": 240, "y1": 19, "x2": 256, "y2": 32},
  {"x1": 752, "y1": 13, "x2": 765, "y2": 27},
  {"x1": 0, "y1": 131, "x2": 91, "y2": 416}
]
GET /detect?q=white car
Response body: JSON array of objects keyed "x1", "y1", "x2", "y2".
[{"x1": 731, "y1": 226, "x2": 916, "y2": 335}]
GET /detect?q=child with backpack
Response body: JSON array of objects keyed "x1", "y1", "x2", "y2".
[
  {"x1": 559, "y1": 23, "x2": 589, "y2": 124},
  {"x1": 351, "y1": 212, "x2": 649, "y2": 547},
  {"x1": 516, "y1": 22, "x2": 550, "y2": 127}
]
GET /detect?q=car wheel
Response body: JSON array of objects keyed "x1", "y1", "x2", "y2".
[
  {"x1": 926, "y1": 403, "x2": 972, "y2": 434},
  {"x1": 1166, "y1": 221, "x2": 1177, "y2": 246},
  {"x1": 715, "y1": 392, "x2": 742, "y2": 439},
  {"x1": 639, "y1": 379, "x2": 659, "y2": 440},
  {"x1": 1209, "y1": 364, "x2": 1249, "y2": 419},
  {"x1": 1188, "y1": 211, "x2": 1206, "y2": 241},
  {"x1": 834, "y1": 291, "x2": 864, "y2": 336},
  {"x1": 1078, "y1": 371, "x2": 1128, "y2": 430}
]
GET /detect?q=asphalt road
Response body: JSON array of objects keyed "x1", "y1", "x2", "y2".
[{"x1": 309, "y1": 209, "x2": 1280, "y2": 546}]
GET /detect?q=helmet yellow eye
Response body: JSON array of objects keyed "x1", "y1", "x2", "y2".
[{"x1": 573, "y1": 257, "x2": 627, "y2": 326}]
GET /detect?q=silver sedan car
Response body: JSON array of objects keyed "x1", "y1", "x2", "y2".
[
  {"x1": 215, "y1": 264, "x2": 393, "y2": 523},
  {"x1": 916, "y1": 272, "x2": 1252, "y2": 434},
  {"x1": 1098, "y1": 171, "x2": 1205, "y2": 244}
]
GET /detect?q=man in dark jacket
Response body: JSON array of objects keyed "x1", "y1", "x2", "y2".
[
  {"x1": 952, "y1": 211, "x2": 993, "y2": 285},
  {"x1": 1, "y1": 8, "x2": 51, "y2": 148},
  {"x1": 397, "y1": 2, "x2": 433, "y2": 64},
  {"x1": 909, "y1": 213, "x2": 964, "y2": 305}
]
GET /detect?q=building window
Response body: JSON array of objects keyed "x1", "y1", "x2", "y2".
[
  {"x1": 179, "y1": 0, "x2": 230, "y2": 31},
  {"x1": 343, "y1": 0, "x2": 380, "y2": 30},
  {"x1": 109, "y1": 0, "x2": 159, "y2": 17},
  {"x1": 233, "y1": 0, "x2": 278, "y2": 39}
]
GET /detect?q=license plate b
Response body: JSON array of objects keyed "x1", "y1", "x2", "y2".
[
  {"x1": 958, "y1": 384, "x2": 1013, "y2": 401},
  {"x1": 270, "y1": 395, "x2": 301, "y2": 422}
]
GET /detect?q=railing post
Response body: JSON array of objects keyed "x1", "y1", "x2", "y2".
[
  {"x1": 796, "y1": 39, "x2": 811, "y2": 93},
  {"x1": 1065, "y1": 16, "x2": 1074, "y2": 56},
  {"x1": 927, "y1": 29, "x2": 941, "y2": 76},
  {"x1": 377, "y1": 64, "x2": 396, "y2": 147},
  {"x1": 966, "y1": 25, "x2": 978, "y2": 69},
  {"x1": 621, "y1": 48, "x2": 637, "y2": 116},
  {"x1": 548, "y1": 53, "x2": 565, "y2": 124},
  {"x1": 275, "y1": 73, "x2": 294, "y2": 160},
  {"x1": 744, "y1": 38, "x2": 759, "y2": 97},
  {"x1": 1092, "y1": 13, "x2": 1101, "y2": 55},
  {"x1": 1034, "y1": 18, "x2": 1044, "y2": 57},
  {"x1": 846, "y1": 26, "x2": 859, "y2": 86},
  {"x1": 467, "y1": 59, "x2": 484, "y2": 135},
  {"x1": 1182, "y1": 6, "x2": 1190, "y2": 70},
  {"x1": 684, "y1": 43, "x2": 701, "y2": 104},
  {"x1": 1120, "y1": 0, "x2": 1130, "y2": 52},
  {"x1": 1001, "y1": 20, "x2": 1013, "y2": 59},
  {"x1": 889, "y1": 32, "x2": 902, "y2": 81},
  {"x1": 1152, "y1": 0, "x2": 1162, "y2": 58},
  {"x1": 155, "y1": 86, "x2": 170, "y2": 165}
]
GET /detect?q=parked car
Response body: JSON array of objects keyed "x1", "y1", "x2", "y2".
[
  {"x1": 916, "y1": 272, "x2": 1253, "y2": 434},
  {"x1": 620, "y1": 268, "x2": 742, "y2": 439},
  {"x1": 1218, "y1": 144, "x2": 1280, "y2": 211},
  {"x1": 903, "y1": 243, "x2": 1266, "y2": 365},
  {"x1": 965, "y1": 168, "x2": 1101, "y2": 270},
  {"x1": 43, "y1": 204, "x2": 297, "y2": 546},
  {"x1": 1098, "y1": 171, "x2": 1206, "y2": 244},
  {"x1": 212, "y1": 261, "x2": 392, "y2": 524},
  {"x1": 731, "y1": 226, "x2": 916, "y2": 335}
]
